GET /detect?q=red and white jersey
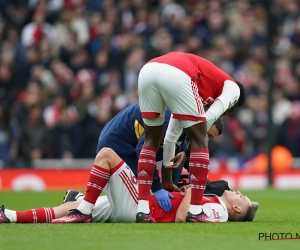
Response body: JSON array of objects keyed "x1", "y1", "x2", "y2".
[
  {"x1": 149, "y1": 192, "x2": 184, "y2": 222},
  {"x1": 200, "y1": 195, "x2": 228, "y2": 222},
  {"x1": 149, "y1": 52, "x2": 236, "y2": 109},
  {"x1": 149, "y1": 192, "x2": 228, "y2": 223}
]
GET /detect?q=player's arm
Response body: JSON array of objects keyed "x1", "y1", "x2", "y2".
[
  {"x1": 162, "y1": 117, "x2": 183, "y2": 190},
  {"x1": 151, "y1": 167, "x2": 163, "y2": 192},
  {"x1": 205, "y1": 80, "x2": 240, "y2": 130},
  {"x1": 163, "y1": 116, "x2": 183, "y2": 169},
  {"x1": 175, "y1": 185, "x2": 191, "y2": 222},
  {"x1": 175, "y1": 187, "x2": 228, "y2": 223}
]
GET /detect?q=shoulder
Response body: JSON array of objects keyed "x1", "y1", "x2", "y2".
[{"x1": 202, "y1": 196, "x2": 228, "y2": 222}]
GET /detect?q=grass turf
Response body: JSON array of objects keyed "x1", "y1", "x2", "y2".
[{"x1": 1, "y1": 189, "x2": 300, "y2": 250}]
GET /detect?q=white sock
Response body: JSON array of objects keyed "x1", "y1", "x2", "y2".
[
  {"x1": 4, "y1": 209, "x2": 17, "y2": 222},
  {"x1": 137, "y1": 200, "x2": 150, "y2": 214},
  {"x1": 189, "y1": 205, "x2": 202, "y2": 215},
  {"x1": 76, "y1": 200, "x2": 94, "y2": 215}
]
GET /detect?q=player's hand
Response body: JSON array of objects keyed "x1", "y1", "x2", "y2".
[
  {"x1": 163, "y1": 181, "x2": 181, "y2": 192},
  {"x1": 165, "y1": 152, "x2": 187, "y2": 169},
  {"x1": 153, "y1": 189, "x2": 174, "y2": 212},
  {"x1": 180, "y1": 185, "x2": 191, "y2": 193}
]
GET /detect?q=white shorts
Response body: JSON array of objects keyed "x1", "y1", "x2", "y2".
[
  {"x1": 92, "y1": 196, "x2": 113, "y2": 222},
  {"x1": 92, "y1": 160, "x2": 138, "y2": 223},
  {"x1": 138, "y1": 62, "x2": 206, "y2": 128}
]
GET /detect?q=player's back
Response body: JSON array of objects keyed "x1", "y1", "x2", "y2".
[
  {"x1": 149, "y1": 52, "x2": 233, "y2": 83},
  {"x1": 96, "y1": 103, "x2": 144, "y2": 158},
  {"x1": 149, "y1": 52, "x2": 200, "y2": 79}
]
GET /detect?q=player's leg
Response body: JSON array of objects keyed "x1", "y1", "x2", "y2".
[
  {"x1": 137, "y1": 63, "x2": 165, "y2": 221},
  {"x1": 61, "y1": 189, "x2": 114, "y2": 223},
  {"x1": 103, "y1": 159, "x2": 144, "y2": 222},
  {"x1": 59, "y1": 150, "x2": 140, "y2": 223},
  {"x1": 52, "y1": 148, "x2": 137, "y2": 223},
  {"x1": 0, "y1": 201, "x2": 80, "y2": 223},
  {"x1": 135, "y1": 124, "x2": 164, "y2": 222},
  {"x1": 152, "y1": 63, "x2": 211, "y2": 222},
  {"x1": 183, "y1": 122, "x2": 212, "y2": 222},
  {"x1": 61, "y1": 193, "x2": 114, "y2": 223},
  {"x1": 91, "y1": 196, "x2": 114, "y2": 223},
  {"x1": 52, "y1": 147, "x2": 121, "y2": 223}
]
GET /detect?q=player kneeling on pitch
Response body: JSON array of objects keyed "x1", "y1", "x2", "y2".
[{"x1": 0, "y1": 148, "x2": 259, "y2": 224}]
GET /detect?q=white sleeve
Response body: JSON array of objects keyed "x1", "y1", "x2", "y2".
[
  {"x1": 201, "y1": 203, "x2": 228, "y2": 222},
  {"x1": 163, "y1": 117, "x2": 183, "y2": 166},
  {"x1": 205, "y1": 80, "x2": 240, "y2": 130}
]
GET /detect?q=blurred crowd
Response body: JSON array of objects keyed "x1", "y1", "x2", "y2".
[{"x1": 0, "y1": 0, "x2": 300, "y2": 168}]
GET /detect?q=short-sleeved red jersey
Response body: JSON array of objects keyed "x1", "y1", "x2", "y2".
[
  {"x1": 149, "y1": 192, "x2": 225, "y2": 222},
  {"x1": 149, "y1": 52, "x2": 235, "y2": 109},
  {"x1": 149, "y1": 192, "x2": 184, "y2": 222}
]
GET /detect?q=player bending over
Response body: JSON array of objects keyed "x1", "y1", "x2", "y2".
[{"x1": 136, "y1": 51, "x2": 246, "y2": 223}]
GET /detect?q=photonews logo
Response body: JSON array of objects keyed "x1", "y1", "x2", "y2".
[{"x1": 259, "y1": 233, "x2": 300, "y2": 241}]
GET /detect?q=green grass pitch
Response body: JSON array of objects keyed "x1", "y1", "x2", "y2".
[{"x1": 1, "y1": 189, "x2": 300, "y2": 250}]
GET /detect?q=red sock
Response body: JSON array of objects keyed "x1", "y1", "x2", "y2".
[
  {"x1": 137, "y1": 146, "x2": 157, "y2": 200},
  {"x1": 189, "y1": 149, "x2": 209, "y2": 205},
  {"x1": 84, "y1": 165, "x2": 110, "y2": 204},
  {"x1": 16, "y1": 208, "x2": 55, "y2": 223}
]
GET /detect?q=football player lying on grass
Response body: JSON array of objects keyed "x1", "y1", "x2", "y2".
[
  {"x1": 0, "y1": 187, "x2": 258, "y2": 224},
  {"x1": 0, "y1": 148, "x2": 259, "y2": 224}
]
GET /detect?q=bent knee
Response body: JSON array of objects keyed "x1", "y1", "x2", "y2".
[{"x1": 96, "y1": 147, "x2": 116, "y2": 161}]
